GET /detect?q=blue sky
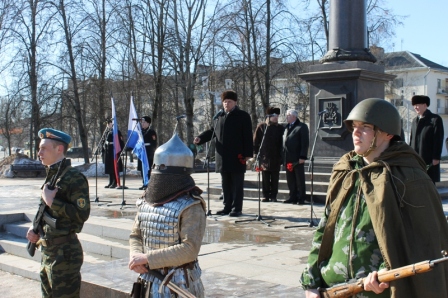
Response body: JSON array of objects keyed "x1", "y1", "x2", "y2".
[{"x1": 386, "y1": 0, "x2": 448, "y2": 66}]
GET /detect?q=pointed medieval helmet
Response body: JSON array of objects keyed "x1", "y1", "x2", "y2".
[{"x1": 152, "y1": 133, "x2": 194, "y2": 175}]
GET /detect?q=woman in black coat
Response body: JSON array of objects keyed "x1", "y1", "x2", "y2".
[{"x1": 253, "y1": 107, "x2": 284, "y2": 202}]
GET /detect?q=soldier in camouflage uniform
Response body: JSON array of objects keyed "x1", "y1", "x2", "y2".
[
  {"x1": 26, "y1": 128, "x2": 90, "y2": 298},
  {"x1": 301, "y1": 99, "x2": 448, "y2": 298},
  {"x1": 128, "y1": 133, "x2": 206, "y2": 297}
]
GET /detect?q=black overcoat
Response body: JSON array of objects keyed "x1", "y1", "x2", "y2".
[
  {"x1": 102, "y1": 130, "x2": 124, "y2": 174},
  {"x1": 283, "y1": 120, "x2": 310, "y2": 164},
  {"x1": 198, "y1": 106, "x2": 253, "y2": 173},
  {"x1": 137, "y1": 127, "x2": 157, "y2": 171},
  {"x1": 253, "y1": 122, "x2": 284, "y2": 171},
  {"x1": 409, "y1": 109, "x2": 444, "y2": 182}
]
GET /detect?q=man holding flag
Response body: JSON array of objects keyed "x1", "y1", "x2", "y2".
[
  {"x1": 103, "y1": 99, "x2": 125, "y2": 188},
  {"x1": 127, "y1": 97, "x2": 156, "y2": 190}
]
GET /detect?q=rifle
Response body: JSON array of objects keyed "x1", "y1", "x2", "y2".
[
  {"x1": 319, "y1": 250, "x2": 448, "y2": 298},
  {"x1": 26, "y1": 159, "x2": 65, "y2": 257}
]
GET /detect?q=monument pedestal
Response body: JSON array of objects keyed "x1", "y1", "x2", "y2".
[{"x1": 299, "y1": 61, "x2": 395, "y2": 158}]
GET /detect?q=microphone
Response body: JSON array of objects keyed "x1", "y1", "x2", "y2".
[
  {"x1": 213, "y1": 109, "x2": 224, "y2": 120},
  {"x1": 175, "y1": 114, "x2": 186, "y2": 120},
  {"x1": 318, "y1": 109, "x2": 327, "y2": 115},
  {"x1": 265, "y1": 113, "x2": 278, "y2": 117},
  {"x1": 131, "y1": 118, "x2": 141, "y2": 121}
]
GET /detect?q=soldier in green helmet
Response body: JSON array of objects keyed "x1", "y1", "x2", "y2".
[
  {"x1": 26, "y1": 128, "x2": 90, "y2": 297},
  {"x1": 300, "y1": 98, "x2": 448, "y2": 298}
]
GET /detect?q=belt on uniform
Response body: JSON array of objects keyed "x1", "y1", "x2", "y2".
[
  {"x1": 105, "y1": 141, "x2": 114, "y2": 145},
  {"x1": 144, "y1": 143, "x2": 151, "y2": 146},
  {"x1": 40, "y1": 233, "x2": 77, "y2": 247}
]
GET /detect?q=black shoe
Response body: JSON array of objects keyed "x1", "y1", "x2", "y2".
[
  {"x1": 215, "y1": 209, "x2": 231, "y2": 216},
  {"x1": 138, "y1": 185, "x2": 147, "y2": 190},
  {"x1": 109, "y1": 183, "x2": 117, "y2": 188},
  {"x1": 104, "y1": 184, "x2": 111, "y2": 188},
  {"x1": 219, "y1": 195, "x2": 224, "y2": 200},
  {"x1": 271, "y1": 198, "x2": 278, "y2": 202},
  {"x1": 283, "y1": 199, "x2": 297, "y2": 204},
  {"x1": 261, "y1": 198, "x2": 270, "y2": 202},
  {"x1": 229, "y1": 210, "x2": 242, "y2": 217},
  {"x1": 297, "y1": 201, "x2": 305, "y2": 205}
]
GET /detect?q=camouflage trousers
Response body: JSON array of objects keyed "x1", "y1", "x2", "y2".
[{"x1": 40, "y1": 236, "x2": 83, "y2": 298}]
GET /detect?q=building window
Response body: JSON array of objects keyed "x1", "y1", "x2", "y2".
[{"x1": 393, "y1": 78, "x2": 403, "y2": 89}]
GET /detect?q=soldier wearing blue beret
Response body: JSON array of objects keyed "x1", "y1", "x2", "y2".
[{"x1": 26, "y1": 128, "x2": 90, "y2": 297}]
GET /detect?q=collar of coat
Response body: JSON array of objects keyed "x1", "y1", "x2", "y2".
[{"x1": 332, "y1": 141, "x2": 426, "y2": 173}]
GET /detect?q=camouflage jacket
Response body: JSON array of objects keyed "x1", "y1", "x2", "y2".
[
  {"x1": 301, "y1": 142, "x2": 448, "y2": 298},
  {"x1": 301, "y1": 155, "x2": 389, "y2": 298},
  {"x1": 42, "y1": 159, "x2": 90, "y2": 238}
]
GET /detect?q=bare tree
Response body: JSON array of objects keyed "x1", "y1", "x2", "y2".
[
  {"x1": 51, "y1": 0, "x2": 90, "y2": 163},
  {"x1": 168, "y1": 0, "x2": 212, "y2": 144},
  {"x1": 6, "y1": 0, "x2": 58, "y2": 159},
  {"x1": 366, "y1": 0, "x2": 406, "y2": 47}
]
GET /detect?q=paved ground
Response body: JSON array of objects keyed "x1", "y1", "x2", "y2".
[{"x1": 1, "y1": 163, "x2": 448, "y2": 297}]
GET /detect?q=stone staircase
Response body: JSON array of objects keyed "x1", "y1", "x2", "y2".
[
  {"x1": 0, "y1": 212, "x2": 137, "y2": 297},
  {"x1": 207, "y1": 158, "x2": 337, "y2": 204},
  {"x1": 207, "y1": 158, "x2": 448, "y2": 204}
]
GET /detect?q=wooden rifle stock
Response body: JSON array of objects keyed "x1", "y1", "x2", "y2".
[{"x1": 319, "y1": 251, "x2": 448, "y2": 298}]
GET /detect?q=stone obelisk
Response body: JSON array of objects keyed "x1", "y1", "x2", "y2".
[{"x1": 299, "y1": 0, "x2": 395, "y2": 157}]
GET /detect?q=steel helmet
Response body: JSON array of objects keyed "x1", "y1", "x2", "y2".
[
  {"x1": 152, "y1": 133, "x2": 194, "y2": 175},
  {"x1": 343, "y1": 98, "x2": 401, "y2": 136}
]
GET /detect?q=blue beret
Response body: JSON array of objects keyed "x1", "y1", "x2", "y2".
[{"x1": 38, "y1": 128, "x2": 71, "y2": 145}]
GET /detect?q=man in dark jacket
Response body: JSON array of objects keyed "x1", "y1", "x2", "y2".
[
  {"x1": 253, "y1": 107, "x2": 284, "y2": 202},
  {"x1": 194, "y1": 90, "x2": 253, "y2": 217},
  {"x1": 409, "y1": 95, "x2": 444, "y2": 183},
  {"x1": 137, "y1": 115, "x2": 157, "y2": 190},
  {"x1": 283, "y1": 109, "x2": 309, "y2": 205},
  {"x1": 102, "y1": 119, "x2": 124, "y2": 188}
]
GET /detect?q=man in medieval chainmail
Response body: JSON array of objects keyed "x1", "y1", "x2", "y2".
[{"x1": 128, "y1": 133, "x2": 206, "y2": 298}]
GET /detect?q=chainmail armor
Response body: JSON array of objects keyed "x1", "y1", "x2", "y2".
[
  {"x1": 139, "y1": 195, "x2": 196, "y2": 250},
  {"x1": 138, "y1": 194, "x2": 204, "y2": 297}
]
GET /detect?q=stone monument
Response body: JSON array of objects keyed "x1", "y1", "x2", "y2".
[{"x1": 299, "y1": 0, "x2": 395, "y2": 157}]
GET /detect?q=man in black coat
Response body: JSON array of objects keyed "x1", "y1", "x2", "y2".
[
  {"x1": 409, "y1": 95, "x2": 444, "y2": 183},
  {"x1": 283, "y1": 109, "x2": 309, "y2": 204},
  {"x1": 253, "y1": 107, "x2": 284, "y2": 202},
  {"x1": 102, "y1": 119, "x2": 124, "y2": 188},
  {"x1": 138, "y1": 116, "x2": 157, "y2": 190},
  {"x1": 194, "y1": 90, "x2": 253, "y2": 217}
]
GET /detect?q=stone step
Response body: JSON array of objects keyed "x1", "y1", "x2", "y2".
[
  {"x1": 4, "y1": 218, "x2": 131, "y2": 260},
  {"x1": 0, "y1": 232, "x2": 118, "y2": 264},
  {"x1": 0, "y1": 213, "x2": 137, "y2": 298},
  {"x1": 0, "y1": 253, "x2": 133, "y2": 298},
  {"x1": 244, "y1": 179, "x2": 330, "y2": 194},
  {"x1": 208, "y1": 187, "x2": 327, "y2": 203},
  {"x1": 218, "y1": 169, "x2": 448, "y2": 203}
]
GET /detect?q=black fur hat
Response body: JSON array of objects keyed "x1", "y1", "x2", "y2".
[
  {"x1": 266, "y1": 106, "x2": 280, "y2": 115},
  {"x1": 221, "y1": 90, "x2": 238, "y2": 101},
  {"x1": 411, "y1": 95, "x2": 430, "y2": 106}
]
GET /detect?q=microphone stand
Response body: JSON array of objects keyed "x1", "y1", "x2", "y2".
[
  {"x1": 204, "y1": 114, "x2": 221, "y2": 218},
  {"x1": 91, "y1": 126, "x2": 111, "y2": 203},
  {"x1": 236, "y1": 120, "x2": 275, "y2": 226},
  {"x1": 284, "y1": 113, "x2": 322, "y2": 229},
  {"x1": 108, "y1": 121, "x2": 140, "y2": 209}
]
